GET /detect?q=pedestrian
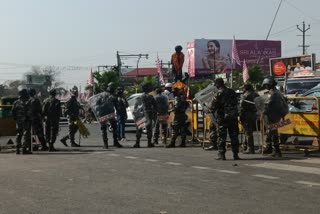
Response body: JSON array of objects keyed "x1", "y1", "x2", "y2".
[
  {"x1": 43, "y1": 89, "x2": 62, "y2": 152},
  {"x1": 133, "y1": 82, "x2": 156, "y2": 148},
  {"x1": 210, "y1": 78, "x2": 240, "y2": 160},
  {"x1": 60, "y1": 87, "x2": 81, "y2": 147},
  {"x1": 166, "y1": 87, "x2": 189, "y2": 148},
  {"x1": 28, "y1": 88, "x2": 48, "y2": 151},
  {"x1": 153, "y1": 87, "x2": 169, "y2": 145},
  {"x1": 262, "y1": 76, "x2": 288, "y2": 157},
  {"x1": 116, "y1": 87, "x2": 128, "y2": 142},
  {"x1": 12, "y1": 88, "x2": 32, "y2": 154},
  {"x1": 171, "y1": 45, "x2": 185, "y2": 82},
  {"x1": 100, "y1": 82, "x2": 123, "y2": 149},
  {"x1": 240, "y1": 83, "x2": 259, "y2": 154}
]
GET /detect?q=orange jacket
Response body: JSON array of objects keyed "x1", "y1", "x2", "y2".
[{"x1": 171, "y1": 52, "x2": 184, "y2": 74}]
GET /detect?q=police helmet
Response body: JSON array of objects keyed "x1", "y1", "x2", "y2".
[
  {"x1": 106, "y1": 82, "x2": 116, "y2": 93},
  {"x1": 141, "y1": 82, "x2": 152, "y2": 93},
  {"x1": 49, "y1": 89, "x2": 57, "y2": 97},
  {"x1": 175, "y1": 45, "x2": 183, "y2": 52},
  {"x1": 28, "y1": 88, "x2": 36, "y2": 97},
  {"x1": 165, "y1": 83, "x2": 173, "y2": 88},
  {"x1": 214, "y1": 78, "x2": 224, "y2": 87},
  {"x1": 262, "y1": 76, "x2": 277, "y2": 87},
  {"x1": 70, "y1": 86, "x2": 78, "y2": 96},
  {"x1": 18, "y1": 88, "x2": 28, "y2": 98}
]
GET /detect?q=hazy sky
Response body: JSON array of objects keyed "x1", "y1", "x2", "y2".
[{"x1": 0, "y1": 0, "x2": 319, "y2": 88}]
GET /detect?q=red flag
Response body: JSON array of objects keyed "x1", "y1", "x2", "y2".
[
  {"x1": 232, "y1": 38, "x2": 241, "y2": 66},
  {"x1": 242, "y1": 59, "x2": 249, "y2": 83},
  {"x1": 88, "y1": 68, "x2": 94, "y2": 85},
  {"x1": 156, "y1": 54, "x2": 165, "y2": 85}
]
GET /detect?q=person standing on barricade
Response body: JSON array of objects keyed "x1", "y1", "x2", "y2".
[
  {"x1": 116, "y1": 86, "x2": 128, "y2": 142},
  {"x1": 133, "y1": 83, "x2": 156, "y2": 148},
  {"x1": 12, "y1": 88, "x2": 32, "y2": 154},
  {"x1": 240, "y1": 83, "x2": 259, "y2": 154},
  {"x1": 171, "y1": 45, "x2": 184, "y2": 82},
  {"x1": 28, "y1": 88, "x2": 48, "y2": 151},
  {"x1": 166, "y1": 87, "x2": 189, "y2": 148},
  {"x1": 211, "y1": 78, "x2": 240, "y2": 160},
  {"x1": 43, "y1": 89, "x2": 62, "y2": 152},
  {"x1": 102, "y1": 82, "x2": 123, "y2": 149},
  {"x1": 262, "y1": 76, "x2": 288, "y2": 157},
  {"x1": 153, "y1": 87, "x2": 169, "y2": 145},
  {"x1": 60, "y1": 87, "x2": 81, "y2": 147}
]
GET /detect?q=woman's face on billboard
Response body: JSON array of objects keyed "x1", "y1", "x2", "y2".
[{"x1": 207, "y1": 41, "x2": 219, "y2": 55}]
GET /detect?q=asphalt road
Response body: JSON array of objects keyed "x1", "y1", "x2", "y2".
[{"x1": 0, "y1": 123, "x2": 320, "y2": 214}]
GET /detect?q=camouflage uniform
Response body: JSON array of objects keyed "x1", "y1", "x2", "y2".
[
  {"x1": 153, "y1": 91, "x2": 169, "y2": 145},
  {"x1": 166, "y1": 89, "x2": 189, "y2": 148},
  {"x1": 12, "y1": 90, "x2": 32, "y2": 154},
  {"x1": 134, "y1": 93, "x2": 156, "y2": 148},
  {"x1": 240, "y1": 86, "x2": 259, "y2": 154},
  {"x1": 211, "y1": 79, "x2": 239, "y2": 160},
  {"x1": 60, "y1": 95, "x2": 81, "y2": 147},
  {"x1": 29, "y1": 90, "x2": 48, "y2": 151},
  {"x1": 43, "y1": 93, "x2": 62, "y2": 151}
]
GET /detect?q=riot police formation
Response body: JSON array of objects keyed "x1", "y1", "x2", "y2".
[
  {"x1": 210, "y1": 78, "x2": 240, "y2": 160},
  {"x1": 166, "y1": 87, "x2": 189, "y2": 148},
  {"x1": 43, "y1": 89, "x2": 62, "y2": 152},
  {"x1": 116, "y1": 87, "x2": 129, "y2": 142},
  {"x1": 153, "y1": 87, "x2": 169, "y2": 145},
  {"x1": 240, "y1": 83, "x2": 259, "y2": 154},
  {"x1": 100, "y1": 82, "x2": 123, "y2": 149},
  {"x1": 133, "y1": 82, "x2": 156, "y2": 148},
  {"x1": 28, "y1": 88, "x2": 48, "y2": 151},
  {"x1": 60, "y1": 87, "x2": 81, "y2": 147},
  {"x1": 12, "y1": 89, "x2": 32, "y2": 154},
  {"x1": 262, "y1": 76, "x2": 288, "y2": 157}
]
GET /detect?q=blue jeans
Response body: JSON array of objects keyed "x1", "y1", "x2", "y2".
[{"x1": 117, "y1": 114, "x2": 126, "y2": 139}]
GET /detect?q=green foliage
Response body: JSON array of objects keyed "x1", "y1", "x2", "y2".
[
  {"x1": 231, "y1": 70, "x2": 244, "y2": 89},
  {"x1": 93, "y1": 70, "x2": 121, "y2": 93},
  {"x1": 248, "y1": 65, "x2": 264, "y2": 85},
  {"x1": 189, "y1": 79, "x2": 213, "y2": 99}
]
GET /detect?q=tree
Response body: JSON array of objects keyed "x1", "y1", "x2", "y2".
[
  {"x1": 92, "y1": 70, "x2": 121, "y2": 93},
  {"x1": 248, "y1": 65, "x2": 264, "y2": 85}
]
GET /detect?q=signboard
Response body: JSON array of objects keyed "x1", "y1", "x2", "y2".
[
  {"x1": 270, "y1": 54, "x2": 316, "y2": 77},
  {"x1": 26, "y1": 75, "x2": 50, "y2": 85},
  {"x1": 187, "y1": 39, "x2": 281, "y2": 77}
]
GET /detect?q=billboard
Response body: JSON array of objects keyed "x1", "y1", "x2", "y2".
[
  {"x1": 269, "y1": 54, "x2": 316, "y2": 77},
  {"x1": 187, "y1": 39, "x2": 281, "y2": 77}
]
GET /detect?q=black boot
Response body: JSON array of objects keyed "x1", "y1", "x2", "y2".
[
  {"x1": 41, "y1": 144, "x2": 49, "y2": 151},
  {"x1": 233, "y1": 153, "x2": 241, "y2": 160},
  {"x1": 133, "y1": 141, "x2": 140, "y2": 148},
  {"x1": 22, "y1": 147, "x2": 32, "y2": 155},
  {"x1": 166, "y1": 141, "x2": 175, "y2": 148},
  {"x1": 48, "y1": 143, "x2": 57, "y2": 152},
  {"x1": 102, "y1": 134, "x2": 108, "y2": 149},
  {"x1": 114, "y1": 140, "x2": 123, "y2": 148},
  {"x1": 16, "y1": 145, "x2": 21, "y2": 155},
  {"x1": 179, "y1": 140, "x2": 186, "y2": 147},
  {"x1": 70, "y1": 141, "x2": 80, "y2": 147},
  {"x1": 147, "y1": 139, "x2": 154, "y2": 148},
  {"x1": 60, "y1": 137, "x2": 68, "y2": 147},
  {"x1": 270, "y1": 149, "x2": 282, "y2": 158},
  {"x1": 215, "y1": 152, "x2": 226, "y2": 160},
  {"x1": 262, "y1": 145, "x2": 272, "y2": 154}
]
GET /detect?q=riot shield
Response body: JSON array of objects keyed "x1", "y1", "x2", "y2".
[
  {"x1": 194, "y1": 83, "x2": 217, "y2": 113},
  {"x1": 130, "y1": 96, "x2": 147, "y2": 130},
  {"x1": 87, "y1": 92, "x2": 115, "y2": 122}
]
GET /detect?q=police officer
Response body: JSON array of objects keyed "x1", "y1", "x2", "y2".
[
  {"x1": 60, "y1": 87, "x2": 81, "y2": 147},
  {"x1": 211, "y1": 78, "x2": 240, "y2": 160},
  {"x1": 43, "y1": 89, "x2": 62, "y2": 152},
  {"x1": 116, "y1": 86, "x2": 128, "y2": 141},
  {"x1": 262, "y1": 76, "x2": 284, "y2": 157},
  {"x1": 12, "y1": 88, "x2": 32, "y2": 154},
  {"x1": 166, "y1": 87, "x2": 189, "y2": 148},
  {"x1": 153, "y1": 87, "x2": 169, "y2": 145},
  {"x1": 100, "y1": 82, "x2": 123, "y2": 149},
  {"x1": 240, "y1": 83, "x2": 259, "y2": 154},
  {"x1": 28, "y1": 88, "x2": 48, "y2": 151},
  {"x1": 133, "y1": 83, "x2": 156, "y2": 148}
]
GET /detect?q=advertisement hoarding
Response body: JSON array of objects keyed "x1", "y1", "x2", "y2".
[
  {"x1": 269, "y1": 54, "x2": 316, "y2": 77},
  {"x1": 187, "y1": 39, "x2": 281, "y2": 78}
]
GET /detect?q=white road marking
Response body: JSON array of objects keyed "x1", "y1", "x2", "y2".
[
  {"x1": 107, "y1": 154, "x2": 120, "y2": 157},
  {"x1": 124, "y1": 156, "x2": 138, "y2": 159},
  {"x1": 165, "y1": 162, "x2": 182, "y2": 166},
  {"x1": 291, "y1": 158, "x2": 320, "y2": 165},
  {"x1": 252, "y1": 174, "x2": 280, "y2": 180},
  {"x1": 191, "y1": 166, "x2": 211, "y2": 170},
  {"x1": 250, "y1": 162, "x2": 320, "y2": 175},
  {"x1": 144, "y1": 159, "x2": 159, "y2": 162},
  {"x1": 31, "y1": 170, "x2": 41, "y2": 172},
  {"x1": 91, "y1": 151, "x2": 106, "y2": 154},
  {"x1": 217, "y1": 170, "x2": 240, "y2": 174},
  {"x1": 295, "y1": 181, "x2": 320, "y2": 187}
]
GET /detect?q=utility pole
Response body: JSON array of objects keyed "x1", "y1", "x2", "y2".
[
  {"x1": 297, "y1": 21, "x2": 310, "y2": 55},
  {"x1": 116, "y1": 51, "x2": 122, "y2": 75},
  {"x1": 116, "y1": 52, "x2": 148, "y2": 78}
]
